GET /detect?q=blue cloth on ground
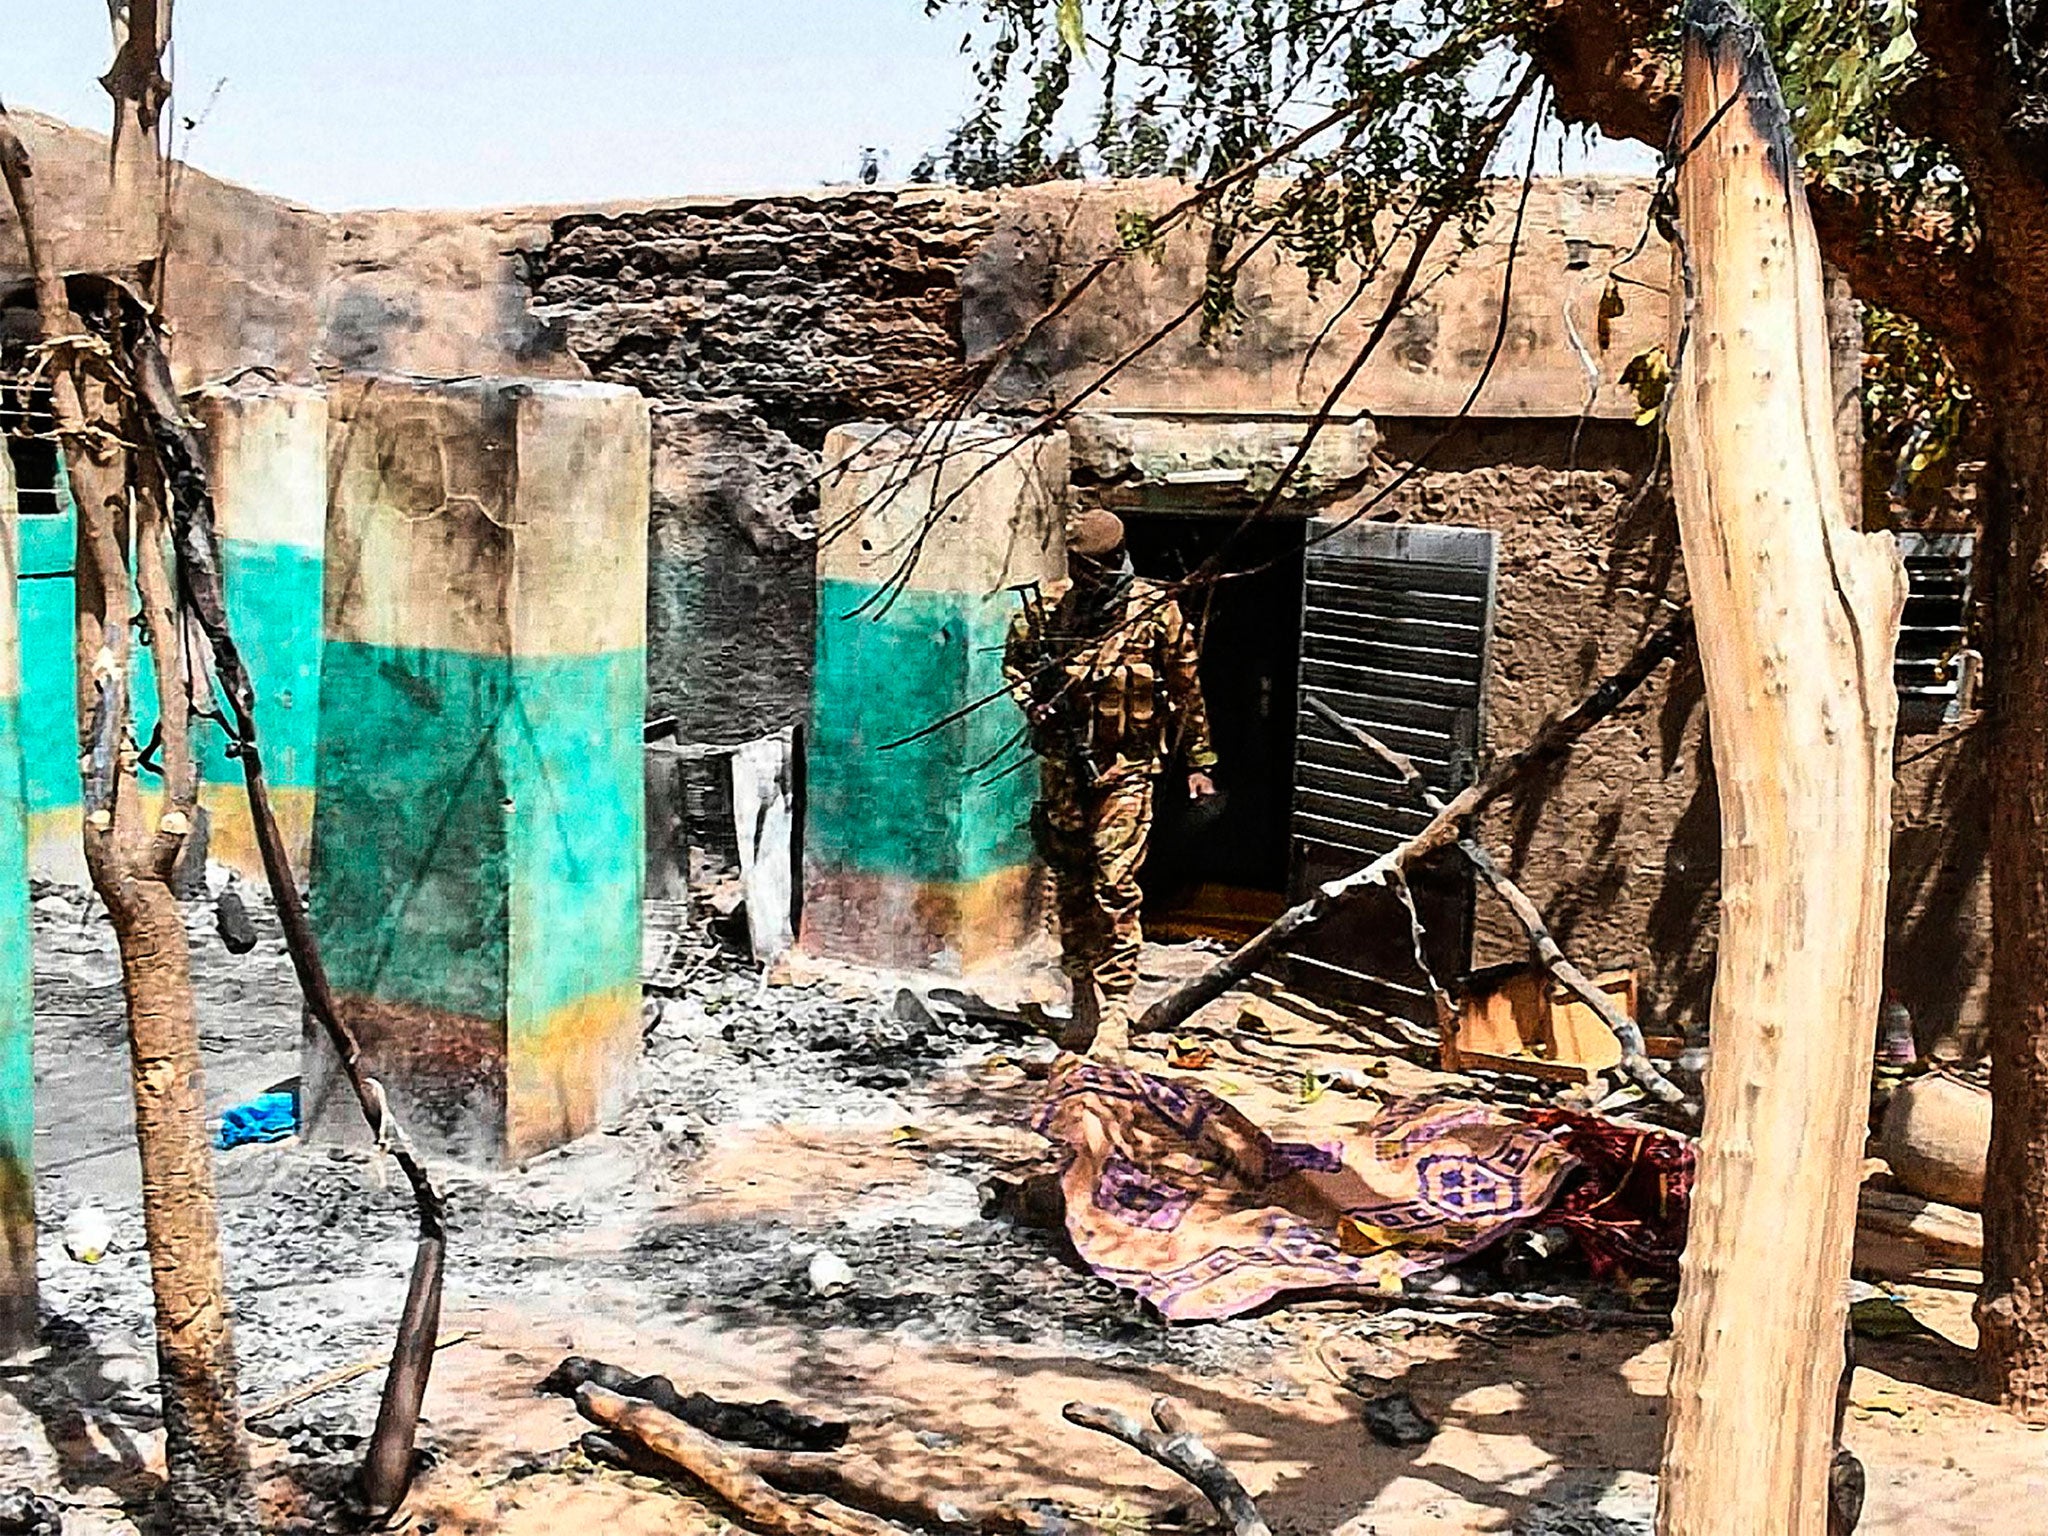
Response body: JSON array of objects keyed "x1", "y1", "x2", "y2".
[{"x1": 215, "y1": 1091, "x2": 298, "y2": 1151}]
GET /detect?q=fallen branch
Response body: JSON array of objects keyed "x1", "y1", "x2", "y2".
[
  {"x1": 743, "y1": 1444, "x2": 1090, "y2": 1536},
  {"x1": 562, "y1": 1364, "x2": 1092, "y2": 1536},
  {"x1": 1138, "y1": 610, "x2": 1695, "y2": 1038},
  {"x1": 575, "y1": 1384, "x2": 916, "y2": 1536},
  {"x1": 1299, "y1": 696, "x2": 1691, "y2": 1113},
  {"x1": 245, "y1": 1331, "x2": 476, "y2": 1426},
  {"x1": 1456, "y1": 838, "x2": 1692, "y2": 1112},
  {"x1": 1062, "y1": 1399, "x2": 1270, "y2": 1536}
]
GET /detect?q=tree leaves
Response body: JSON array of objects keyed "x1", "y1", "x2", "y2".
[
  {"x1": 1864, "y1": 304, "x2": 1973, "y2": 496},
  {"x1": 1620, "y1": 346, "x2": 1671, "y2": 427},
  {"x1": 1752, "y1": 0, "x2": 1922, "y2": 173}
]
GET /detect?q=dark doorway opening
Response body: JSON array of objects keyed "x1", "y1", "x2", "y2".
[
  {"x1": 1125, "y1": 513, "x2": 1305, "y2": 940},
  {"x1": 1, "y1": 376, "x2": 66, "y2": 519}
]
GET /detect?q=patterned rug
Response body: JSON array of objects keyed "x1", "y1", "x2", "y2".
[{"x1": 1034, "y1": 1059, "x2": 1581, "y2": 1321}]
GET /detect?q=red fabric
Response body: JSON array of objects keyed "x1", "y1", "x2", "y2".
[{"x1": 1523, "y1": 1110, "x2": 1695, "y2": 1281}]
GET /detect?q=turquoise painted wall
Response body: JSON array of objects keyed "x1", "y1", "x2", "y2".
[
  {"x1": 313, "y1": 642, "x2": 515, "y2": 1022},
  {"x1": 14, "y1": 477, "x2": 324, "y2": 839},
  {"x1": 17, "y1": 493, "x2": 77, "y2": 820},
  {"x1": 2, "y1": 469, "x2": 36, "y2": 1348},
  {"x1": 806, "y1": 578, "x2": 1035, "y2": 887},
  {"x1": 0, "y1": 687, "x2": 30, "y2": 1162},
  {"x1": 503, "y1": 648, "x2": 644, "y2": 1036},
  {"x1": 197, "y1": 539, "x2": 325, "y2": 792},
  {"x1": 313, "y1": 641, "x2": 644, "y2": 1028}
]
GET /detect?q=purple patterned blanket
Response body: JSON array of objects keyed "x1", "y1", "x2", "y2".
[{"x1": 1034, "y1": 1059, "x2": 1580, "y2": 1321}]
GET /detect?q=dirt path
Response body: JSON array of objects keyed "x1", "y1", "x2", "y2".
[{"x1": 5, "y1": 894, "x2": 2043, "y2": 1534}]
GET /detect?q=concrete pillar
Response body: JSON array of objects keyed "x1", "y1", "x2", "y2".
[
  {"x1": 0, "y1": 445, "x2": 36, "y2": 1348},
  {"x1": 190, "y1": 385, "x2": 329, "y2": 877},
  {"x1": 307, "y1": 378, "x2": 650, "y2": 1165},
  {"x1": 799, "y1": 421, "x2": 1066, "y2": 972}
]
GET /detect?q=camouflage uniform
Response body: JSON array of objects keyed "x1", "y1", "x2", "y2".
[{"x1": 1004, "y1": 577, "x2": 1217, "y2": 1032}]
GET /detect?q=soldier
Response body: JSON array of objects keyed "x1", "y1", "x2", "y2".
[{"x1": 1004, "y1": 511, "x2": 1219, "y2": 1058}]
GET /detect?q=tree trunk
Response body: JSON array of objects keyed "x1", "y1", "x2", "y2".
[
  {"x1": 1656, "y1": 6, "x2": 1906, "y2": 1535},
  {"x1": 95, "y1": 10, "x2": 255, "y2": 1520},
  {"x1": 106, "y1": 864, "x2": 251, "y2": 1523},
  {"x1": 101, "y1": 0, "x2": 172, "y2": 281},
  {"x1": 2, "y1": 68, "x2": 254, "y2": 1531},
  {"x1": 1977, "y1": 375, "x2": 2048, "y2": 1419}
]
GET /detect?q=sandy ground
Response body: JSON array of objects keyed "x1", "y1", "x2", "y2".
[{"x1": 4, "y1": 889, "x2": 2045, "y2": 1534}]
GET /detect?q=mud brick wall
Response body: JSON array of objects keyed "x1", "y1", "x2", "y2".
[
  {"x1": 523, "y1": 190, "x2": 1001, "y2": 747},
  {"x1": 1363, "y1": 419, "x2": 1990, "y2": 1047},
  {"x1": 307, "y1": 378, "x2": 651, "y2": 1165},
  {"x1": 188, "y1": 387, "x2": 330, "y2": 878},
  {"x1": 800, "y1": 422, "x2": 1065, "y2": 974},
  {"x1": 0, "y1": 110, "x2": 329, "y2": 390},
  {"x1": 13, "y1": 388, "x2": 330, "y2": 886}
]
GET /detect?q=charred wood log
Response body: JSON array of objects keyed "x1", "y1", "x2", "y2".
[
  {"x1": 543, "y1": 1356, "x2": 849, "y2": 1452},
  {"x1": 576, "y1": 1384, "x2": 915, "y2": 1536}
]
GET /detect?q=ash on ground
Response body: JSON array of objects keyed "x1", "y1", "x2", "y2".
[{"x1": 13, "y1": 887, "x2": 1281, "y2": 1521}]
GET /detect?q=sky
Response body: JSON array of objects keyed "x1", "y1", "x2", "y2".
[
  {"x1": 0, "y1": 1, "x2": 1651, "y2": 211},
  {"x1": 0, "y1": 1, "x2": 986, "y2": 208}
]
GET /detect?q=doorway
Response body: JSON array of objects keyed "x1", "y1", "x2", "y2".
[{"x1": 1124, "y1": 514, "x2": 1305, "y2": 940}]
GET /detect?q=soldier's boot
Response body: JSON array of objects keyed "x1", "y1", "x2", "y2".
[
  {"x1": 1089, "y1": 988, "x2": 1135, "y2": 1061},
  {"x1": 1058, "y1": 977, "x2": 1104, "y2": 1053}
]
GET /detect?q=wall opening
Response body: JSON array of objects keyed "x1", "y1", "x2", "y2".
[
  {"x1": 1125, "y1": 513, "x2": 1306, "y2": 941},
  {"x1": 1, "y1": 378, "x2": 66, "y2": 522}
]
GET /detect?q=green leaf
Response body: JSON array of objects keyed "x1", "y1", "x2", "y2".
[
  {"x1": 1056, "y1": 0, "x2": 1087, "y2": 59},
  {"x1": 1850, "y1": 1294, "x2": 1933, "y2": 1340}
]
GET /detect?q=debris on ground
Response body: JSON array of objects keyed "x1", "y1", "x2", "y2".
[
  {"x1": 214, "y1": 881, "x2": 260, "y2": 955},
  {"x1": 0, "y1": 1488, "x2": 62, "y2": 1536},
  {"x1": 60, "y1": 1205, "x2": 114, "y2": 1265},
  {"x1": 1515, "y1": 1472, "x2": 1657, "y2": 1535},
  {"x1": 17, "y1": 883, "x2": 2034, "y2": 1534},
  {"x1": 541, "y1": 1356, "x2": 850, "y2": 1451},
  {"x1": 214, "y1": 1089, "x2": 299, "y2": 1151},
  {"x1": 1847, "y1": 1287, "x2": 1936, "y2": 1341},
  {"x1": 1065, "y1": 1397, "x2": 1271, "y2": 1536},
  {"x1": 1357, "y1": 1390, "x2": 1438, "y2": 1448}
]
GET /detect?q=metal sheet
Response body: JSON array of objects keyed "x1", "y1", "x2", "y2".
[{"x1": 1286, "y1": 520, "x2": 1497, "y2": 1024}]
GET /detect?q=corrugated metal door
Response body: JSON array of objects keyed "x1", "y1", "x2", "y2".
[{"x1": 1286, "y1": 520, "x2": 1497, "y2": 1026}]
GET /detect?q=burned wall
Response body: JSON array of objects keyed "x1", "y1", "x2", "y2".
[
  {"x1": 521, "y1": 189, "x2": 1004, "y2": 743},
  {"x1": 526, "y1": 189, "x2": 1000, "y2": 433},
  {"x1": 646, "y1": 404, "x2": 817, "y2": 745},
  {"x1": 321, "y1": 205, "x2": 586, "y2": 379}
]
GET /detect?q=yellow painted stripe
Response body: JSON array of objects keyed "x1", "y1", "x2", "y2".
[
  {"x1": 505, "y1": 982, "x2": 641, "y2": 1163},
  {"x1": 198, "y1": 783, "x2": 314, "y2": 882}
]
